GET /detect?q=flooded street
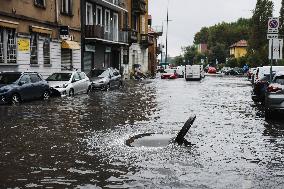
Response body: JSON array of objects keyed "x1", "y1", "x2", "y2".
[{"x1": 1, "y1": 76, "x2": 284, "y2": 188}]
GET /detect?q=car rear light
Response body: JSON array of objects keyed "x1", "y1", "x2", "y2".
[{"x1": 267, "y1": 85, "x2": 282, "y2": 92}]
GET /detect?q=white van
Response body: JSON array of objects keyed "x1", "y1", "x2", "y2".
[{"x1": 185, "y1": 65, "x2": 204, "y2": 81}]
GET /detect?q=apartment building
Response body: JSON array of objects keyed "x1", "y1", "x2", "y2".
[
  {"x1": 122, "y1": 0, "x2": 149, "y2": 78},
  {"x1": 81, "y1": 0, "x2": 129, "y2": 74},
  {"x1": 0, "y1": 0, "x2": 81, "y2": 78}
]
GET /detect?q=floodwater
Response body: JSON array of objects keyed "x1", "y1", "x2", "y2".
[{"x1": 1, "y1": 76, "x2": 284, "y2": 188}]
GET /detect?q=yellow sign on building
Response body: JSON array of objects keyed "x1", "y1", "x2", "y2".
[{"x1": 18, "y1": 38, "x2": 30, "y2": 52}]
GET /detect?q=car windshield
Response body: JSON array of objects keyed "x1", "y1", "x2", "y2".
[
  {"x1": 46, "y1": 73, "x2": 72, "y2": 81},
  {"x1": 164, "y1": 69, "x2": 175, "y2": 74},
  {"x1": 0, "y1": 73, "x2": 21, "y2": 84},
  {"x1": 274, "y1": 76, "x2": 284, "y2": 85},
  {"x1": 89, "y1": 70, "x2": 107, "y2": 78},
  {"x1": 98, "y1": 70, "x2": 110, "y2": 77}
]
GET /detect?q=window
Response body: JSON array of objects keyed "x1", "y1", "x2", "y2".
[
  {"x1": 96, "y1": 6, "x2": 102, "y2": 26},
  {"x1": 86, "y1": 3, "x2": 93, "y2": 25},
  {"x1": 0, "y1": 27, "x2": 16, "y2": 64},
  {"x1": 72, "y1": 72, "x2": 80, "y2": 81},
  {"x1": 30, "y1": 74, "x2": 42, "y2": 83},
  {"x1": 20, "y1": 75, "x2": 31, "y2": 84},
  {"x1": 105, "y1": 10, "x2": 110, "y2": 32},
  {"x1": 61, "y1": 0, "x2": 73, "y2": 15},
  {"x1": 43, "y1": 38, "x2": 50, "y2": 65},
  {"x1": 34, "y1": 0, "x2": 45, "y2": 8},
  {"x1": 79, "y1": 72, "x2": 86, "y2": 80},
  {"x1": 30, "y1": 33, "x2": 38, "y2": 64}
]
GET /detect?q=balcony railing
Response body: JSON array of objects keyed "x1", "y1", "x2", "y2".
[
  {"x1": 132, "y1": 0, "x2": 146, "y2": 15},
  {"x1": 85, "y1": 25, "x2": 128, "y2": 44},
  {"x1": 128, "y1": 30, "x2": 138, "y2": 43},
  {"x1": 85, "y1": 25, "x2": 104, "y2": 38},
  {"x1": 140, "y1": 34, "x2": 154, "y2": 47},
  {"x1": 103, "y1": 0, "x2": 126, "y2": 9}
]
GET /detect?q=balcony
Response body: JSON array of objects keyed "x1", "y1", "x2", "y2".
[
  {"x1": 94, "y1": 0, "x2": 127, "y2": 12},
  {"x1": 132, "y1": 0, "x2": 146, "y2": 15},
  {"x1": 85, "y1": 25, "x2": 104, "y2": 38},
  {"x1": 85, "y1": 25, "x2": 128, "y2": 44},
  {"x1": 156, "y1": 44, "x2": 163, "y2": 55},
  {"x1": 128, "y1": 30, "x2": 138, "y2": 43},
  {"x1": 140, "y1": 34, "x2": 154, "y2": 47}
]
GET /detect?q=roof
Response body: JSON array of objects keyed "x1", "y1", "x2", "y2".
[{"x1": 230, "y1": 40, "x2": 248, "y2": 48}]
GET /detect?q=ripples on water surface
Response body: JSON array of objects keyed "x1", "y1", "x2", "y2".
[{"x1": 1, "y1": 77, "x2": 284, "y2": 188}]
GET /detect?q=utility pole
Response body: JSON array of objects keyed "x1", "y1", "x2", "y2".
[{"x1": 165, "y1": 8, "x2": 172, "y2": 68}]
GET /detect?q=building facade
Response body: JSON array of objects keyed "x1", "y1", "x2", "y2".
[
  {"x1": 148, "y1": 16, "x2": 163, "y2": 76},
  {"x1": 122, "y1": 0, "x2": 149, "y2": 79},
  {"x1": 0, "y1": 0, "x2": 81, "y2": 78},
  {"x1": 229, "y1": 40, "x2": 248, "y2": 59},
  {"x1": 81, "y1": 0, "x2": 129, "y2": 75}
]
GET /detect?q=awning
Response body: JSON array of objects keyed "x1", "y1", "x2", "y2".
[
  {"x1": 0, "y1": 19, "x2": 19, "y2": 29},
  {"x1": 62, "y1": 40, "x2": 80, "y2": 50},
  {"x1": 31, "y1": 25, "x2": 53, "y2": 35}
]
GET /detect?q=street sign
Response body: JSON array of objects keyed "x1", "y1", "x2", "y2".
[
  {"x1": 269, "y1": 39, "x2": 284, "y2": 60},
  {"x1": 267, "y1": 34, "x2": 279, "y2": 39},
  {"x1": 268, "y1": 17, "x2": 280, "y2": 33}
]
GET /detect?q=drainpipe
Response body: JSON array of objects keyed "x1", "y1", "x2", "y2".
[{"x1": 55, "y1": 0, "x2": 59, "y2": 24}]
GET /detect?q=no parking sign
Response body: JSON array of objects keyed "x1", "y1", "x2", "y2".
[{"x1": 268, "y1": 17, "x2": 279, "y2": 33}]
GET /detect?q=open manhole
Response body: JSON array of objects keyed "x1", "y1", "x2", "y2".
[
  {"x1": 126, "y1": 133, "x2": 175, "y2": 147},
  {"x1": 126, "y1": 116, "x2": 196, "y2": 147}
]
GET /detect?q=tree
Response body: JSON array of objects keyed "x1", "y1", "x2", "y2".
[
  {"x1": 248, "y1": 0, "x2": 273, "y2": 66},
  {"x1": 182, "y1": 45, "x2": 197, "y2": 65},
  {"x1": 279, "y1": 0, "x2": 284, "y2": 36}
]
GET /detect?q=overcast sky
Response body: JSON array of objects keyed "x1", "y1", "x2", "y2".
[{"x1": 149, "y1": 0, "x2": 282, "y2": 57}]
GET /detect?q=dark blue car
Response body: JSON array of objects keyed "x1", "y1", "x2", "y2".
[{"x1": 0, "y1": 72, "x2": 50, "y2": 104}]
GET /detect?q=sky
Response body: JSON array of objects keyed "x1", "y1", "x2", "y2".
[{"x1": 148, "y1": 0, "x2": 282, "y2": 57}]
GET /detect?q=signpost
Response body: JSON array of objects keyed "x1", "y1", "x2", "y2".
[{"x1": 267, "y1": 17, "x2": 282, "y2": 82}]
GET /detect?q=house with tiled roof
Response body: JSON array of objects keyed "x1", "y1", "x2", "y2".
[{"x1": 229, "y1": 40, "x2": 248, "y2": 59}]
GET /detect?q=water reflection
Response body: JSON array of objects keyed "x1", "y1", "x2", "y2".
[{"x1": 1, "y1": 77, "x2": 284, "y2": 188}]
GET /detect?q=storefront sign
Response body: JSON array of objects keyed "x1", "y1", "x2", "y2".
[
  {"x1": 60, "y1": 26, "x2": 70, "y2": 40},
  {"x1": 18, "y1": 38, "x2": 30, "y2": 52}
]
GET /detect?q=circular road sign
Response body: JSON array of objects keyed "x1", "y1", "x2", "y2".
[{"x1": 269, "y1": 19, "x2": 279, "y2": 29}]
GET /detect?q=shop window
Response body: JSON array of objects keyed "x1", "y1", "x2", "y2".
[
  {"x1": 30, "y1": 33, "x2": 38, "y2": 64},
  {"x1": 43, "y1": 38, "x2": 50, "y2": 65},
  {"x1": 0, "y1": 27, "x2": 16, "y2": 64},
  {"x1": 61, "y1": 0, "x2": 73, "y2": 15},
  {"x1": 61, "y1": 49, "x2": 72, "y2": 70},
  {"x1": 34, "y1": 0, "x2": 46, "y2": 8}
]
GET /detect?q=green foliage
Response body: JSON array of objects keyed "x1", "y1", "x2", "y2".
[{"x1": 248, "y1": 0, "x2": 273, "y2": 65}]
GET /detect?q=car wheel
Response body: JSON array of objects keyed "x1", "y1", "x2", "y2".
[
  {"x1": 69, "y1": 89, "x2": 75, "y2": 97},
  {"x1": 104, "y1": 83, "x2": 110, "y2": 91},
  {"x1": 118, "y1": 81, "x2": 123, "y2": 89},
  {"x1": 87, "y1": 86, "x2": 91, "y2": 94},
  {"x1": 11, "y1": 93, "x2": 21, "y2": 105},
  {"x1": 265, "y1": 108, "x2": 273, "y2": 120},
  {"x1": 42, "y1": 90, "x2": 50, "y2": 100}
]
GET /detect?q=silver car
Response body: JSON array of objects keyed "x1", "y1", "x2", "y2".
[
  {"x1": 265, "y1": 71, "x2": 284, "y2": 118},
  {"x1": 47, "y1": 71, "x2": 91, "y2": 97}
]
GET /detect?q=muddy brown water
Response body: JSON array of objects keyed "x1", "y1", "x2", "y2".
[{"x1": 1, "y1": 76, "x2": 284, "y2": 188}]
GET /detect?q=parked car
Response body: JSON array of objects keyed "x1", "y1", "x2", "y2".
[
  {"x1": 207, "y1": 67, "x2": 217, "y2": 74},
  {"x1": 0, "y1": 71, "x2": 50, "y2": 104},
  {"x1": 224, "y1": 67, "x2": 244, "y2": 76},
  {"x1": 252, "y1": 73, "x2": 274, "y2": 103},
  {"x1": 265, "y1": 71, "x2": 284, "y2": 119},
  {"x1": 89, "y1": 68, "x2": 122, "y2": 91},
  {"x1": 161, "y1": 69, "x2": 178, "y2": 79},
  {"x1": 47, "y1": 71, "x2": 91, "y2": 96}
]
